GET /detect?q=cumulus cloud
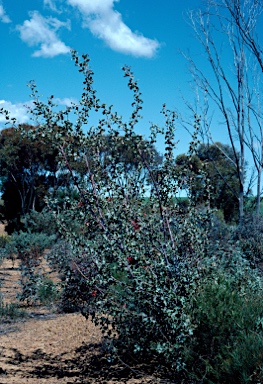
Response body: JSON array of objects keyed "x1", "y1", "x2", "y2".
[
  {"x1": 0, "y1": 3, "x2": 11, "y2": 23},
  {"x1": 17, "y1": 11, "x2": 71, "y2": 58},
  {"x1": 0, "y1": 100, "x2": 32, "y2": 124},
  {"x1": 67, "y1": 0, "x2": 160, "y2": 58}
]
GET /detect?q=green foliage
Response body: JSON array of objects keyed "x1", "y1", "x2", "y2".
[
  {"x1": 23, "y1": 209, "x2": 59, "y2": 237},
  {"x1": 184, "y1": 251, "x2": 263, "y2": 383},
  {"x1": 175, "y1": 142, "x2": 240, "y2": 222},
  {"x1": 3, "y1": 231, "x2": 56, "y2": 304},
  {"x1": 46, "y1": 240, "x2": 72, "y2": 272},
  {"x1": 236, "y1": 214, "x2": 263, "y2": 267},
  {"x1": 0, "y1": 301, "x2": 27, "y2": 321},
  {"x1": 0, "y1": 234, "x2": 10, "y2": 263},
  {"x1": 17, "y1": 51, "x2": 211, "y2": 373},
  {"x1": 46, "y1": 240, "x2": 78, "y2": 312},
  {"x1": 37, "y1": 278, "x2": 60, "y2": 305},
  {"x1": 0, "y1": 125, "x2": 59, "y2": 234},
  {"x1": 2, "y1": 50, "x2": 263, "y2": 381},
  {"x1": 0, "y1": 234, "x2": 9, "y2": 248}
]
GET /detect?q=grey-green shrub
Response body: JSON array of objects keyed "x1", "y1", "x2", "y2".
[
  {"x1": 18, "y1": 51, "x2": 212, "y2": 373},
  {"x1": 2, "y1": 50, "x2": 263, "y2": 381},
  {"x1": 23, "y1": 209, "x2": 59, "y2": 237},
  {"x1": 236, "y1": 214, "x2": 263, "y2": 267}
]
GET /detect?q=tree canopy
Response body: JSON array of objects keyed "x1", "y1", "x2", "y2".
[
  {"x1": 0, "y1": 125, "x2": 59, "y2": 233},
  {"x1": 175, "y1": 142, "x2": 240, "y2": 222},
  {"x1": 0, "y1": 125, "x2": 162, "y2": 233}
]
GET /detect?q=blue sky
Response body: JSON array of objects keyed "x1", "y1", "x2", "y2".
[
  {"x1": 1, "y1": 0, "x2": 263, "y2": 170},
  {"x1": 0, "y1": 0, "x2": 207, "y2": 155}
]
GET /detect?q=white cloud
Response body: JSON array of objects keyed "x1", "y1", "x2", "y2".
[
  {"x1": 0, "y1": 4, "x2": 11, "y2": 23},
  {"x1": 67, "y1": 0, "x2": 160, "y2": 58},
  {"x1": 17, "y1": 11, "x2": 71, "y2": 58},
  {"x1": 0, "y1": 100, "x2": 32, "y2": 124},
  {"x1": 43, "y1": 0, "x2": 62, "y2": 13},
  {"x1": 54, "y1": 97, "x2": 78, "y2": 106},
  {"x1": 0, "y1": 98, "x2": 79, "y2": 125}
]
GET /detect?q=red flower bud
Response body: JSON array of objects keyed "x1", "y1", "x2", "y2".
[
  {"x1": 91, "y1": 290, "x2": 97, "y2": 297},
  {"x1": 127, "y1": 256, "x2": 135, "y2": 265}
]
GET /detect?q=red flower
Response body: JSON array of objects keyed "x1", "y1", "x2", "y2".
[
  {"x1": 127, "y1": 256, "x2": 135, "y2": 265},
  {"x1": 131, "y1": 220, "x2": 140, "y2": 231},
  {"x1": 91, "y1": 290, "x2": 97, "y2": 297}
]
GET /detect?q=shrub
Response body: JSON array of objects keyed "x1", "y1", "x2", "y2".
[
  {"x1": 23, "y1": 209, "x2": 59, "y2": 237},
  {"x1": 37, "y1": 277, "x2": 60, "y2": 305},
  {"x1": 184, "y1": 248, "x2": 263, "y2": 383},
  {"x1": 46, "y1": 240, "x2": 77, "y2": 312},
  {"x1": 3, "y1": 231, "x2": 56, "y2": 304},
  {"x1": 236, "y1": 214, "x2": 263, "y2": 267},
  {"x1": 0, "y1": 301, "x2": 27, "y2": 321},
  {"x1": 17, "y1": 51, "x2": 213, "y2": 375},
  {"x1": 0, "y1": 234, "x2": 10, "y2": 263},
  {"x1": 3, "y1": 51, "x2": 263, "y2": 381},
  {"x1": 0, "y1": 234, "x2": 9, "y2": 248}
]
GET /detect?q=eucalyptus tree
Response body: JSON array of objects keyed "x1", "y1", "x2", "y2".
[
  {"x1": 0, "y1": 125, "x2": 59, "y2": 233},
  {"x1": 185, "y1": 0, "x2": 263, "y2": 221}
]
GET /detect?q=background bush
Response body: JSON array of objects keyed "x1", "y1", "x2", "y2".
[
  {"x1": 3, "y1": 231, "x2": 56, "y2": 304},
  {"x1": 236, "y1": 214, "x2": 263, "y2": 268}
]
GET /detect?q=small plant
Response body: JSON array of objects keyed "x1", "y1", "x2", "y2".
[
  {"x1": 0, "y1": 234, "x2": 9, "y2": 248},
  {"x1": 0, "y1": 234, "x2": 10, "y2": 263},
  {"x1": 37, "y1": 278, "x2": 60, "y2": 305},
  {"x1": 4, "y1": 231, "x2": 56, "y2": 305},
  {"x1": 0, "y1": 301, "x2": 27, "y2": 321}
]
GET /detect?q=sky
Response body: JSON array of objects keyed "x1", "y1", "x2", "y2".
[
  {"x1": 0, "y1": 0, "x2": 207, "y2": 155},
  {"x1": 1, "y1": 0, "x2": 263, "y2": 172}
]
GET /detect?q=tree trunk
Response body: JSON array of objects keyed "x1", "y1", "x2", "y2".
[{"x1": 256, "y1": 167, "x2": 262, "y2": 217}]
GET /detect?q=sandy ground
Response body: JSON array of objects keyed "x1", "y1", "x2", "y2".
[
  {"x1": 0, "y1": 224, "x2": 6, "y2": 236},
  {"x1": 0, "y1": 312, "x2": 101, "y2": 383},
  {"x1": 0, "y1": 257, "x2": 164, "y2": 384}
]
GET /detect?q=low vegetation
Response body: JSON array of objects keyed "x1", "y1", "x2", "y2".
[{"x1": 0, "y1": 296, "x2": 27, "y2": 321}]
